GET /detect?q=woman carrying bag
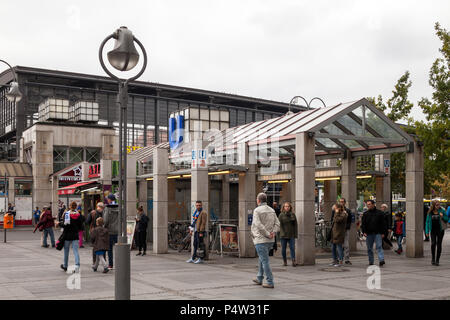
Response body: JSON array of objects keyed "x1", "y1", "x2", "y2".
[
  {"x1": 425, "y1": 200, "x2": 448, "y2": 266},
  {"x1": 278, "y1": 202, "x2": 298, "y2": 267},
  {"x1": 330, "y1": 203, "x2": 348, "y2": 267}
]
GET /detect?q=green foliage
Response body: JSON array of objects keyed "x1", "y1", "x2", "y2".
[{"x1": 415, "y1": 23, "x2": 450, "y2": 195}]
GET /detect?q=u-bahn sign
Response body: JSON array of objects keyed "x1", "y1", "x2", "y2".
[{"x1": 384, "y1": 159, "x2": 390, "y2": 175}]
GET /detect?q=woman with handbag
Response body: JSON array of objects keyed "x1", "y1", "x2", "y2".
[
  {"x1": 278, "y1": 202, "x2": 297, "y2": 267},
  {"x1": 329, "y1": 203, "x2": 348, "y2": 267},
  {"x1": 425, "y1": 200, "x2": 448, "y2": 266},
  {"x1": 56, "y1": 201, "x2": 83, "y2": 272}
]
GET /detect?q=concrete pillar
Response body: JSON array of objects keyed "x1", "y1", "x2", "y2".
[
  {"x1": 191, "y1": 140, "x2": 209, "y2": 258},
  {"x1": 32, "y1": 130, "x2": 53, "y2": 212},
  {"x1": 51, "y1": 177, "x2": 58, "y2": 217},
  {"x1": 238, "y1": 142, "x2": 256, "y2": 258},
  {"x1": 375, "y1": 154, "x2": 391, "y2": 212},
  {"x1": 100, "y1": 159, "x2": 113, "y2": 185},
  {"x1": 153, "y1": 147, "x2": 168, "y2": 254},
  {"x1": 323, "y1": 180, "x2": 337, "y2": 222},
  {"x1": 221, "y1": 175, "x2": 230, "y2": 221},
  {"x1": 290, "y1": 158, "x2": 296, "y2": 213},
  {"x1": 7, "y1": 177, "x2": 14, "y2": 206},
  {"x1": 138, "y1": 180, "x2": 148, "y2": 216},
  {"x1": 405, "y1": 142, "x2": 424, "y2": 258},
  {"x1": 295, "y1": 132, "x2": 316, "y2": 265},
  {"x1": 126, "y1": 154, "x2": 137, "y2": 218},
  {"x1": 341, "y1": 150, "x2": 357, "y2": 252}
]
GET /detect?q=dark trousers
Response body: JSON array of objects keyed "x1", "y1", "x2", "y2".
[
  {"x1": 192, "y1": 231, "x2": 205, "y2": 259},
  {"x1": 431, "y1": 229, "x2": 444, "y2": 262},
  {"x1": 137, "y1": 231, "x2": 147, "y2": 252},
  {"x1": 108, "y1": 234, "x2": 118, "y2": 267},
  {"x1": 382, "y1": 232, "x2": 393, "y2": 247}
]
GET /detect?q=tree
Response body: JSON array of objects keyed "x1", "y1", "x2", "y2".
[{"x1": 415, "y1": 23, "x2": 450, "y2": 195}]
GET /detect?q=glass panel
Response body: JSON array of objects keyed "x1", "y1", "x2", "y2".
[
  {"x1": 53, "y1": 147, "x2": 67, "y2": 163},
  {"x1": 335, "y1": 114, "x2": 366, "y2": 136},
  {"x1": 341, "y1": 139, "x2": 364, "y2": 149},
  {"x1": 322, "y1": 123, "x2": 347, "y2": 136},
  {"x1": 15, "y1": 181, "x2": 32, "y2": 196},
  {"x1": 316, "y1": 138, "x2": 341, "y2": 149},
  {"x1": 85, "y1": 148, "x2": 100, "y2": 163},
  {"x1": 364, "y1": 107, "x2": 404, "y2": 140},
  {"x1": 69, "y1": 147, "x2": 83, "y2": 163}
]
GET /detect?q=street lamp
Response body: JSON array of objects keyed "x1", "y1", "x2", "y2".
[
  {"x1": 0, "y1": 59, "x2": 22, "y2": 102},
  {"x1": 99, "y1": 26, "x2": 147, "y2": 300},
  {"x1": 288, "y1": 95, "x2": 326, "y2": 113}
]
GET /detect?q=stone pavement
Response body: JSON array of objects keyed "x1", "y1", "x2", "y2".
[{"x1": 1, "y1": 227, "x2": 450, "y2": 300}]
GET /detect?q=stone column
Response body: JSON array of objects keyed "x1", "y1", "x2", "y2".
[
  {"x1": 138, "y1": 180, "x2": 148, "y2": 216},
  {"x1": 323, "y1": 180, "x2": 337, "y2": 222},
  {"x1": 126, "y1": 154, "x2": 137, "y2": 218},
  {"x1": 32, "y1": 130, "x2": 54, "y2": 212},
  {"x1": 7, "y1": 177, "x2": 14, "y2": 206},
  {"x1": 375, "y1": 154, "x2": 391, "y2": 212},
  {"x1": 100, "y1": 159, "x2": 113, "y2": 186},
  {"x1": 238, "y1": 142, "x2": 256, "y2": 258},
  {"x1": 221, "y1": 175, "x2": 230, "y2": 221},
  {"x1": 405, "y1": 142, "x2": 424, "y2": 258},
  {"x1": 153, "y1": 147, "x2": 168, "y2": 254},
  {"x1": 295, "y1": 132, "x2": 316, "y2": 265},
  {"x1": 51, "y1": 177, "x2": 59, "y2": 217},
  {"x1": 191, "y1": 140, "x2": 209, "y2": 259},
  {"x1": 341, "y1": 150, "x2": 357, "y2": 251}
]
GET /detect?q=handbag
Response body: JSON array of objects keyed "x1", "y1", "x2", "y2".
[{"x1": 56, "y1": 232, "x2": 66, "y2": 251}]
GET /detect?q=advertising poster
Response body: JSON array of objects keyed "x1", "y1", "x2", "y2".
[
  {"x1": 219, "y1": 224, "x2": 239, "y2": 255},
  {"x1": 126, "y1": 220, "x2": 136, "y2": 248}
]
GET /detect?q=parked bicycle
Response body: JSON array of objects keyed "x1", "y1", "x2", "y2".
[{"x1": 168, "y1": 221, "x2": 190, "y2": 250}]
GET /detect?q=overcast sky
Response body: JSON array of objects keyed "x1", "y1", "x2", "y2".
[{"x1": 2, "y1": 0, "x2": 449, "y2": 122}]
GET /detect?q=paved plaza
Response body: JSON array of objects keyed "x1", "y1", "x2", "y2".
[{"x1": 1, "y1": 227, "x2": 450, "y2": 300}]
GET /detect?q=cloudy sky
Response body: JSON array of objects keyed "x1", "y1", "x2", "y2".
[{"x1": 2, "y1": 0, "x2": 449, "y2": 122}]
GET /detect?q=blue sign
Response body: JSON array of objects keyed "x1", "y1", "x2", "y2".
[
  {"x1": 199, "y1": 149, "x2": 206, "y2": 160},
  {"x1": 384, "y1": 159, "x2": 390, "y2": 168},
  {"x1": 168, "y1": 115, "x2": 184, "y2": 149},
  {"x1": 192, "y1": 150, "x2": 196, "y2": 160},
  {"x1": 248, "y1": 214, "x2": 253, "y2": 226}
]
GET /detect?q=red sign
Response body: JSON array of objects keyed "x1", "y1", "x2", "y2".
[
  {"x1": 89, "y1": 163, "x2": 101, "y2": 179},
  {"x1": 59, "y1": 165, "x2": 82, "y2": 182}
]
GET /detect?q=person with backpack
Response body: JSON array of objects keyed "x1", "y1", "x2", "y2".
[
  {"x1": 103, "y1": 195, "x2": 119, "y2": 269},
  {"x1": 33, "y1": 207, "x2": 41, "y2": 225},
  {"x1": 57, "y1": 201, "x2": 83, "y2": 272},
  {"x1": 34, "y1": 206, "x2": 56, "y2": 248},
  {"x1": 425, "y1": 200, "x2": 448, "y2": 266},
  {"x1": 393, "y1": 213, "x2": 406, "y2": 254},
  {"x1": 135, "y1": 206, "x2": 149, "y2": 256},
  {"x1": 90, "y1": 217, "x2": 110, "y2": 273}
]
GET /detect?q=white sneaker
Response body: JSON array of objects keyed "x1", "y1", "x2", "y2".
[
  {"x1": 186, "y1": 258, "x2": 195, "y2": 263},
  {"x1": 194, "y1": 258, "x2": 203, "y2": 264}
]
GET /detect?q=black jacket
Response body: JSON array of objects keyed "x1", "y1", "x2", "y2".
[
  {"x1": 86, "y1": 209, "x2": 103, "y2": 228},
  {"x1": 61, "y1": 211, "x2": 83, "y2": 241},
  {"x1": 383, "y1": 211, "x2": 392, "y2": 232},
  {"x1": 361, "y1": 207, "x2": 386, "y2": 235},
  {"x1": 136, "y1": 214, "x2": 149, "y2": 233},
  {"x1": 331, "y1": 207, "x2": 353, "y2": 230}
]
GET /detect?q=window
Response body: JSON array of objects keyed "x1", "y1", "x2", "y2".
[
  {"x1": 53, "y1": 146, "x2": 102, "y2": 173},
  {"x1": 15, "y1": 181, "x2": 32, "y2": 196},
  {"x1": 69, "y1": 147, "x2": 83, "y2": 163},
  {"x1": 86, "y1": 148, "x2": 101, "y2": 163}
]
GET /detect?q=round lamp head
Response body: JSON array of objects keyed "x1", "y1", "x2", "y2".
[
  {"x1": 107, "y1": 26, "x2": 140, "y2": 71},
  {"x1": 6, "y1": 82, "x2": 22, "y2": 102}
]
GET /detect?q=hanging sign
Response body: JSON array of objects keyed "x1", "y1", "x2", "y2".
[
  {"x1": 59, "y1": 165, "x2": 82, "y2": 182},
  {"x1": 384, "y1": 159, "x2": 390, "y2": 175},
  {"x1": 89, "y1": 163, "x2": 101, "y2": 179}
]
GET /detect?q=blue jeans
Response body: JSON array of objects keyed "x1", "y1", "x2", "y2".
[
  {"x1": 280, "y1": 238, "x2": 295, "y2": 260},
  {"x1": 255, "y1": 242, "x2": 274, "y2": 286},
  {"x1": 332, "y1": 243, "x2": 344, "y2": 262},
  {"x1": 366, "y1": 234, "x2": 384, "y2": 264},
  {"x1": 43, "y1": 228, "x2": 55, "y2": 246},
  {"x1": 108, "y1": 234, "x2": 118, "y2": 267},
  {"x1": 63, "y1": 240, "x2": 80, "y2": 268},
  {"x1": 397, "y1": 235, "x2": 404, "y2": 251}
]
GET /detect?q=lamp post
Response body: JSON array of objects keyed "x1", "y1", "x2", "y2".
[
  {"x1": 288, "y1": 95, "x2": 326, "y2": 113},
  {"x1": 0, "y1": 59, "x2": 22, "y2": 103},
  {"x1": 98, "y1": 26, "x2": 147, "y2": 300}
]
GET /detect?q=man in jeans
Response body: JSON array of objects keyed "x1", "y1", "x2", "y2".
[
  {"x1": 186, "y1": 201, "x2": 207, "y2": 264},
  {"x1": 361, "y1": 199, "x2": 387, "y2": 266},
  {"x1": 251, "y1": 193, "x2": 280, "y2": 288},
  {"x1": 103, "y1": 195, "x2": 119, "y2": 269}
]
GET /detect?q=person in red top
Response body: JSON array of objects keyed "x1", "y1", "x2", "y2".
[
  {"x1": 35, "y1": 207, "x2": 56, "y2": 247},
  {"x1": 393, "y1": 213, "x2": 406, "y2": 254}
]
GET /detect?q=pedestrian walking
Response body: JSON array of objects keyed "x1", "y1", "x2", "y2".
[
  {"x1": 78, "y1": 209, "x2": 85, "y2": 248},
  {"x1": 424, "y1": 203, "x2": 430, "y2": 241},
  {"x1": 361, "y1": 199, "x2": 386, "y2": 266},
  {"x1": 103, "y1": 195, "x2": 119, "y2": 269},
  {"x1": 425, "y1": 200, "x2": 448, "y2": 266},
  {"x1": 34, "y1": 206, "x2": 56, "y2": 247},
  {"x1": 57, "y1": 201, "x2": 82, "y2": 272},
  {"x1": 329, "y1": 203, "x2": 348, "y2": 267},
  {"x1": 33, "y1": 207, "x2": 41, "y2": 225},
  {"x1": 135, "y1": 207, "x2": 149, "y2": 256},
  {"x1": 393, "y1": 213, "x2": 406, "y2": 254},
  {"x1": 90, "y1": 217, "x2": 110, "y2": 273},
  {"x1": 270, "y1": 201, "x2": 281, "y2": 256},
  {"x1": 380, "y1": 204, "x2": 394, "y2": 250},
  {"x1": 337, "y1": 198, "x2": 354, "y2": 265},
  {"x1": 251, "y1": 193, "x2": 280, "y2": 289},
  {"x1": 87, "y1": 203, "x2": 105, "y2": 264},
  {"x1": 186, "y1": 200, "x2": 208, "y2": 264},
  {"x1": 278, "y1": 202, "x2": 297, "y2": 267}
]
